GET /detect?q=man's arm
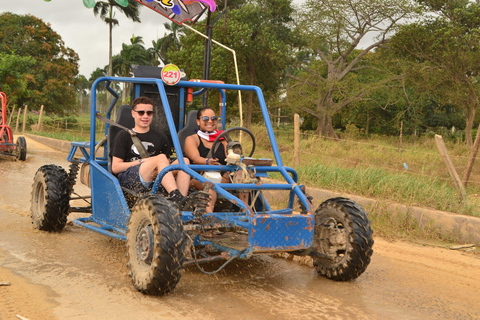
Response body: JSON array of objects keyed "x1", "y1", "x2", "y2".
[{"x1": 111, "y1": 156, "x2": 142, "y2": 175}]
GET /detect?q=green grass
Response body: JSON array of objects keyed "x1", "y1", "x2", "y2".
[{"x1": 367, "y1": 201, "x2": 464, "y2": 243}]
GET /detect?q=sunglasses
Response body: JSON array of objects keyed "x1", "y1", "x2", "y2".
[
  {"x1": 133, "y1": 110, "x2": 154, "y2": 116},
  {"x1": 201, "y1": 116, "x2": 218, "y2": 122}
]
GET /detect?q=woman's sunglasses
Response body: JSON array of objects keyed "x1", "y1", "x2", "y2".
[
  {"x1": 201, "y1": 116, "x2": 218, "y2": 122},
  {"x1": 133, "y1": 110, "x2": 154, "y2": 116}
]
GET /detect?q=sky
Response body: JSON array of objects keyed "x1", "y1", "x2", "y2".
[{"x1": 1, "y1": 1, "x2": 187, "y2": 77}]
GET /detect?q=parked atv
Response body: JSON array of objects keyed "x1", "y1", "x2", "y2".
[{"x1": 0, "y1": 92, "x2": 26, "y2": 161}]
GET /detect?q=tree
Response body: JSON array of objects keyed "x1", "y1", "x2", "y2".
[
  {"x1": 286, "y1": 0, "x2": 419, "y2": 137},
  {"x1": 148, "y1": 22, "x2": 186, "y2": 67},
  {"x1": 112, "y1": 37, "x2": 152, "y2": 102},
  {"x1": 390, "y1": 0, "x2": 480, "y2": 146},
  {"x1": 149, "y1": 37, "x2": 168, "y2": 66},
  {"x1": 0, "y1": 52, "x2": 36, "y2": 107},
  {"x1": 75, "y1": 74, "x2": 90, "y2": 111},
  {"x1": 93, "y1": 0, "x2": 141, "y2": 77},
  {"x1": 171, "y1": 0, "x2": 298, "y2": 126},
  {"x1": 0, "y1": 13, "x2": 79, "y2": 113}
]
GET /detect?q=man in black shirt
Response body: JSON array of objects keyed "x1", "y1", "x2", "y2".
[{"x1": 111, "y1": 96, "x2": 190, "y2": 204}]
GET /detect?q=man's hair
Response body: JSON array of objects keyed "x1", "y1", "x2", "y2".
[
  {"x1": 197, "y1": 107, "x2": 215, "y2": 119},
  {"x1": 131, "y1": 96, "x2": 154, "y2": 110}
]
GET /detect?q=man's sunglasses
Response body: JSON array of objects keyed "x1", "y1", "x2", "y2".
[
  {"x1": 201, "y1": 116, "x2": 218, "y2": 122},
  {"x1": 133, "y1": 110, "x2": 154, "y2": 116}
]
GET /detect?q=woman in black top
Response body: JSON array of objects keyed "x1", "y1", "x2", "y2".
[{"x1": 184, "y1": 107, "x2": 228, "y2": 212}]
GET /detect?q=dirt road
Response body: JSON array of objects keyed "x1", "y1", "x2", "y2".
[{"x1": 0, "y1": 137, "x2": 479, "y2": 320}]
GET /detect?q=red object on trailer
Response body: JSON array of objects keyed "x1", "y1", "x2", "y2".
[{"x1": 0, "y1": 92, "x2": 27, "y2": 161}]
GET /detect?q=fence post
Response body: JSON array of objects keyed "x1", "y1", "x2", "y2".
[
  {"x1": 22, "y1": 105, "x2": 28, "y2": 133},
  {"x1": 15, "y1": 108, "x2": 21, "y2": 132},
  {"x1": 7, "y1": 105, "x2": 15, "y2": 127},
  {"x1": 37, "y1": 105, "x2": 44, "y2": 131},
  {"x1": 294, "y1": 113, "x2": 300, "y2": 167},
  {"x1": 462, "y1": 121, "x2": 480, "y2": 187},
  {"x1": 435, "y1": 134, "x2": 466, "y2": 200},
  {"x1": 400, "y1": 121, "x2": 403, "y2": 146}
]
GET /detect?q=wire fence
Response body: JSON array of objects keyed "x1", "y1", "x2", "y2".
[{"x1": 263, "y1": 125, "x2": 480, "y2": 190}]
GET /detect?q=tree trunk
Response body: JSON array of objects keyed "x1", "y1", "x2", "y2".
[
  {"x1": 365, "y1": 110, "x2": 370, "y2": 136},
  {"x1": 246, "y1": 92, "x2": 253, "y2": 128},
  {"x1": 315, "y1": 113, "x2": 338, "y2": 139},
  {"x1": 79, "y1": 92, "x2": 83, "y2": 111},
  {"x1": 465, "y1": 105, "x2": 475, "y2": 147}
]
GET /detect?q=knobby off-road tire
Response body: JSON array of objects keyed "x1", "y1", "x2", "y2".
[
  {"x1": 313, "y1": 197, "x2": 374, "y2": 281},
  {"x1": 126, "y1": 194, "x2": 186, "y2": 295},
  {"x1": 31, "y1": 165, "x2": 70, "y2": 232},
  {"x1": 15, "y1": 136, "x2": 27, "y2": 161}
]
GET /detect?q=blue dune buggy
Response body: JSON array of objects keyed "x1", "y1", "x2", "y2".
[{"x1": 30, "y1": 67, "x2": 373, "y2": 295}]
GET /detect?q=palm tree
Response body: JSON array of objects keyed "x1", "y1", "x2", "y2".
[
  {"x1": 129, "y1": 34, "x2": 145, "y2": 47},
  {"x1": 149, "y1": 38, "x2": 168, "y2": 66},
  {"x1": 74, "y1": 74, "x2": 90, "y2": 111},
  {"x1": 148, "y1": 22, "x2": 185, "y2": 66},
  {"x1": 113, "y1": 39, "x2": 151, "y2": 102},
  {"x1": 92, "y1": 0, "x2": 141, "y2": 77},
  {"x1": 162, "y1": 21, "x2": 185, "y2": 52}
]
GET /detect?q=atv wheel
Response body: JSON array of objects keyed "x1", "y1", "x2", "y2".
[
  {"x1": 15, "y1": 136, "x2": 27, "y2": 161},
  {"x1": 312, "y1": 197, "x2": 373, "y2": 281},
  {"x1": 127, "y1": 194, "x2": 186, "y2": 295},
  {"x1": 31, "y1": 165, "x2": 70, "y2": 231}
]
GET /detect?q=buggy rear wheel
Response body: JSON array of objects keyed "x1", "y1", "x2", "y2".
[
  {"x1": 30, "y1": 165, "x2": 70, "y2": 231},
  {"x1": 15, "y1": 136, "x2": 27, "y2": 161},
  {"x1": 312, "y1": 197, "x2": 373, "y2": 281},
  {"x1": 126, "y1": 194, "x2": 186, "y2": 295}
]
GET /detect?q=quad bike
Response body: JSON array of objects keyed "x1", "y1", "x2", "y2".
[
  {"x1": 0, "y1": 92, "x2": 27, "y2": 161},
  {"x1": 30, "y1": 66, "x2": 373, "y2": 295}
]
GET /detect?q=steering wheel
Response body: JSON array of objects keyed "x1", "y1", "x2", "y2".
[{"x1": 209, "y1": 127, "x2": 256, "y2": 159}]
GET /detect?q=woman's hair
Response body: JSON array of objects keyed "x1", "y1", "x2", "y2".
[
  {"x1": 197, "y1": 107, "x2": 215, "y2": 119},
  {"x1": 131, "y1": 96, "x2": 154, "y2": 110}
]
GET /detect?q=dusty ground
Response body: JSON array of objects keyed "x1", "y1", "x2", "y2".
[{"x1": 0, "y1": 137, "x2": 479, "y2": 320}]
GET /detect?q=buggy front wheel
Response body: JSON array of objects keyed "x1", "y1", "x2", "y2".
[
  {"x1": 30, "y1": 165, "x2": 70, "y2": 231},
  {"x1": 126, "y1": 194, "x2": 186, "y2": 295},
  {"x1": 312, "y1": 197, "x2": 374, "y2": 281}
]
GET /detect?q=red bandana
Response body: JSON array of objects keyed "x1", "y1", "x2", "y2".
[{"x1": 197, "y1": 130, "x2": 224, "y2": 142}]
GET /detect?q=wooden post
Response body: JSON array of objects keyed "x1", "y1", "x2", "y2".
[
  {"x1": 435, "y1": 135, "x2": 466, "y2": 200},
  {"x1": 294, "y1": 113, "x2": 300, "y2": 167},
  {"x1": 277, "y1": 108, "x2": 281, "y2": 127},
  {"x1": 22, "y1": 105, "x2": 27, "y2": 133},
  {"x1": 65, "y1": 119, "x2": 68, "y2": 130},
  {"x1": 37, "y1": 105, "x2": 44, "y2": 131},
  {"x1": 400, "y1": 121, "x2": 403, "y2": 146},
  {"x1": 462, "y1": 121, "x2": 480, "y2": 187},
  {"x1": 7, "y1": 105, "x2": 15, "y2": 127},
  {"x1": 15, "y1": 108, "x2": 21, "y2": 132}
]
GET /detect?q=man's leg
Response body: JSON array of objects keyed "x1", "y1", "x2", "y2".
[
  {"x1": 170, "y1": 157, "x2": 191, "y2": 196},
  {"x1": 138, "y1": 154, "x2": 178, "y2": 194}
]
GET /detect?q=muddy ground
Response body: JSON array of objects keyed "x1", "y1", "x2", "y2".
[{"x1": 0, "y1": 137, "x2": 479, "y2": 320}]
